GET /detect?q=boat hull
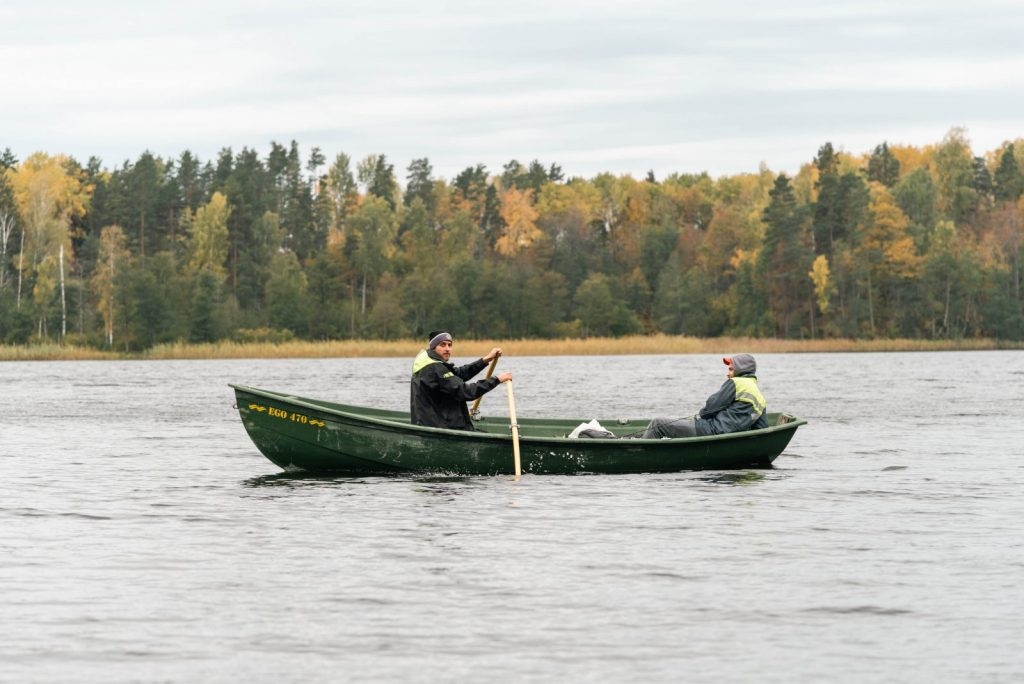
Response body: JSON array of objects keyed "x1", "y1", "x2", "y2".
[{"x1": 230, "y1": 384, "x2": 807, "y2": 476}]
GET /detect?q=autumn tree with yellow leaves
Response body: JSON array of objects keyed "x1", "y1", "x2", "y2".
[
  {"x1": 7, "y1": 152, "x2": 91, "y2": 340},
  {"x1": 495, "y1": 186, "x2": 541, "y2": 257},
  {"x1": 858, "y1": 186, "x2": 921, "y2": 336}
]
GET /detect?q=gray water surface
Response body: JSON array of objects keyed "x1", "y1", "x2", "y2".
[{"x1": 2, "y1": 351, "x2": 1022, "y2": 683}]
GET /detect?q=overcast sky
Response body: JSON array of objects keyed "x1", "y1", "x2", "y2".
[{"x1": 4, "y1": 0, "x2": 1023, "y2": 181}]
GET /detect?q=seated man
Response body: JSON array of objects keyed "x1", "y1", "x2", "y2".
[
  {"x1": 410, "y1": 330, "x2": 512, "y2": 430},
  {"x1": 640, "y1": 353, "x2": 767, "y2": 439}
]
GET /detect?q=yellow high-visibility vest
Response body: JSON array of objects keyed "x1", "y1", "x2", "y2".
[{"x1": 732, "y1": 376, "x2": 766, "y2": 417}]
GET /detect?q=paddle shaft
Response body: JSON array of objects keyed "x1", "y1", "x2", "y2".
[
  {"x1": 470, "y1": 354, "x2": 500, "y2": 417},
  {"x1": 506, "y1": 380, "x2": 521, "y2": 481}
]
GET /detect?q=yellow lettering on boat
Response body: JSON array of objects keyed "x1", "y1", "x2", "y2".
[{"x1": 253, "y1": 403, "x2": 323, "y2": 429}]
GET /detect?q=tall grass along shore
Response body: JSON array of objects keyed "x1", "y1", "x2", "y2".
[{"x1": 1, "y1": 336, "x2": 1019, "y2": 362}]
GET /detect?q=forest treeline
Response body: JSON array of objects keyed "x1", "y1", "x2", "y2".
[{"x1": 1, "y1": 126, "x2": 1022, "y2": 350}]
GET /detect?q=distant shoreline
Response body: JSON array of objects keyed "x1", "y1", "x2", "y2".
[{"x1": 2, "y1": 335, "x2": 1020, "y2": 361}]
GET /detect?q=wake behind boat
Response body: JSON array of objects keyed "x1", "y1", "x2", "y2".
[{"x1": 230, "y1": 384, "x2": 806, "y2": 476}]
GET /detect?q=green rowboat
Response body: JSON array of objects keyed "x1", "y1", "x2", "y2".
[{"x1": 230, "y1": 384, "x2": 807, "y2": 476}]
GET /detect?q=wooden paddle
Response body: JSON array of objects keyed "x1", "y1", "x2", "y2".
[
  {"x1": 470, "y1": 354, "x2": 499, "y2": 419},
  {"x1": 506, "y1": 380, "x2": 521, "y2": 481}
]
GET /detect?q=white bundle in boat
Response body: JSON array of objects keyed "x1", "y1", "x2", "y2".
[{"x1": 568, "y1": 419, "x2": 616, "y2": 439}]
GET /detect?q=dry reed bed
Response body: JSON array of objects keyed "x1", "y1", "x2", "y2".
[{"x1": 2, "y1": 335, "x2": 1018, "y2": 362}]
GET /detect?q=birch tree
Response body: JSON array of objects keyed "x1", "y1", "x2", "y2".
[
  {"x1": 348, "y1": 195, "x2": 397, "y2": 316},
  {"x1": 0, "y1": 150, "x2": 17, "y2": 293},
  {"x1": 92, "y1": 225, "x2": 130, "y2": 346},
  {"x1": 8, "y1": 153, "x2": 90, "y2": 338}
]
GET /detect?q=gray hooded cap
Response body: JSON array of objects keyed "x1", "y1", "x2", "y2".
[{"x1": 724, "y1": 353, "x2": 757, "y2": 376}]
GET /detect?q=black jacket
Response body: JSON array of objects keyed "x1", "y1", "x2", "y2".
[{"x1": 410, "y1": 349, "x2": 501, "y2": 430}]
